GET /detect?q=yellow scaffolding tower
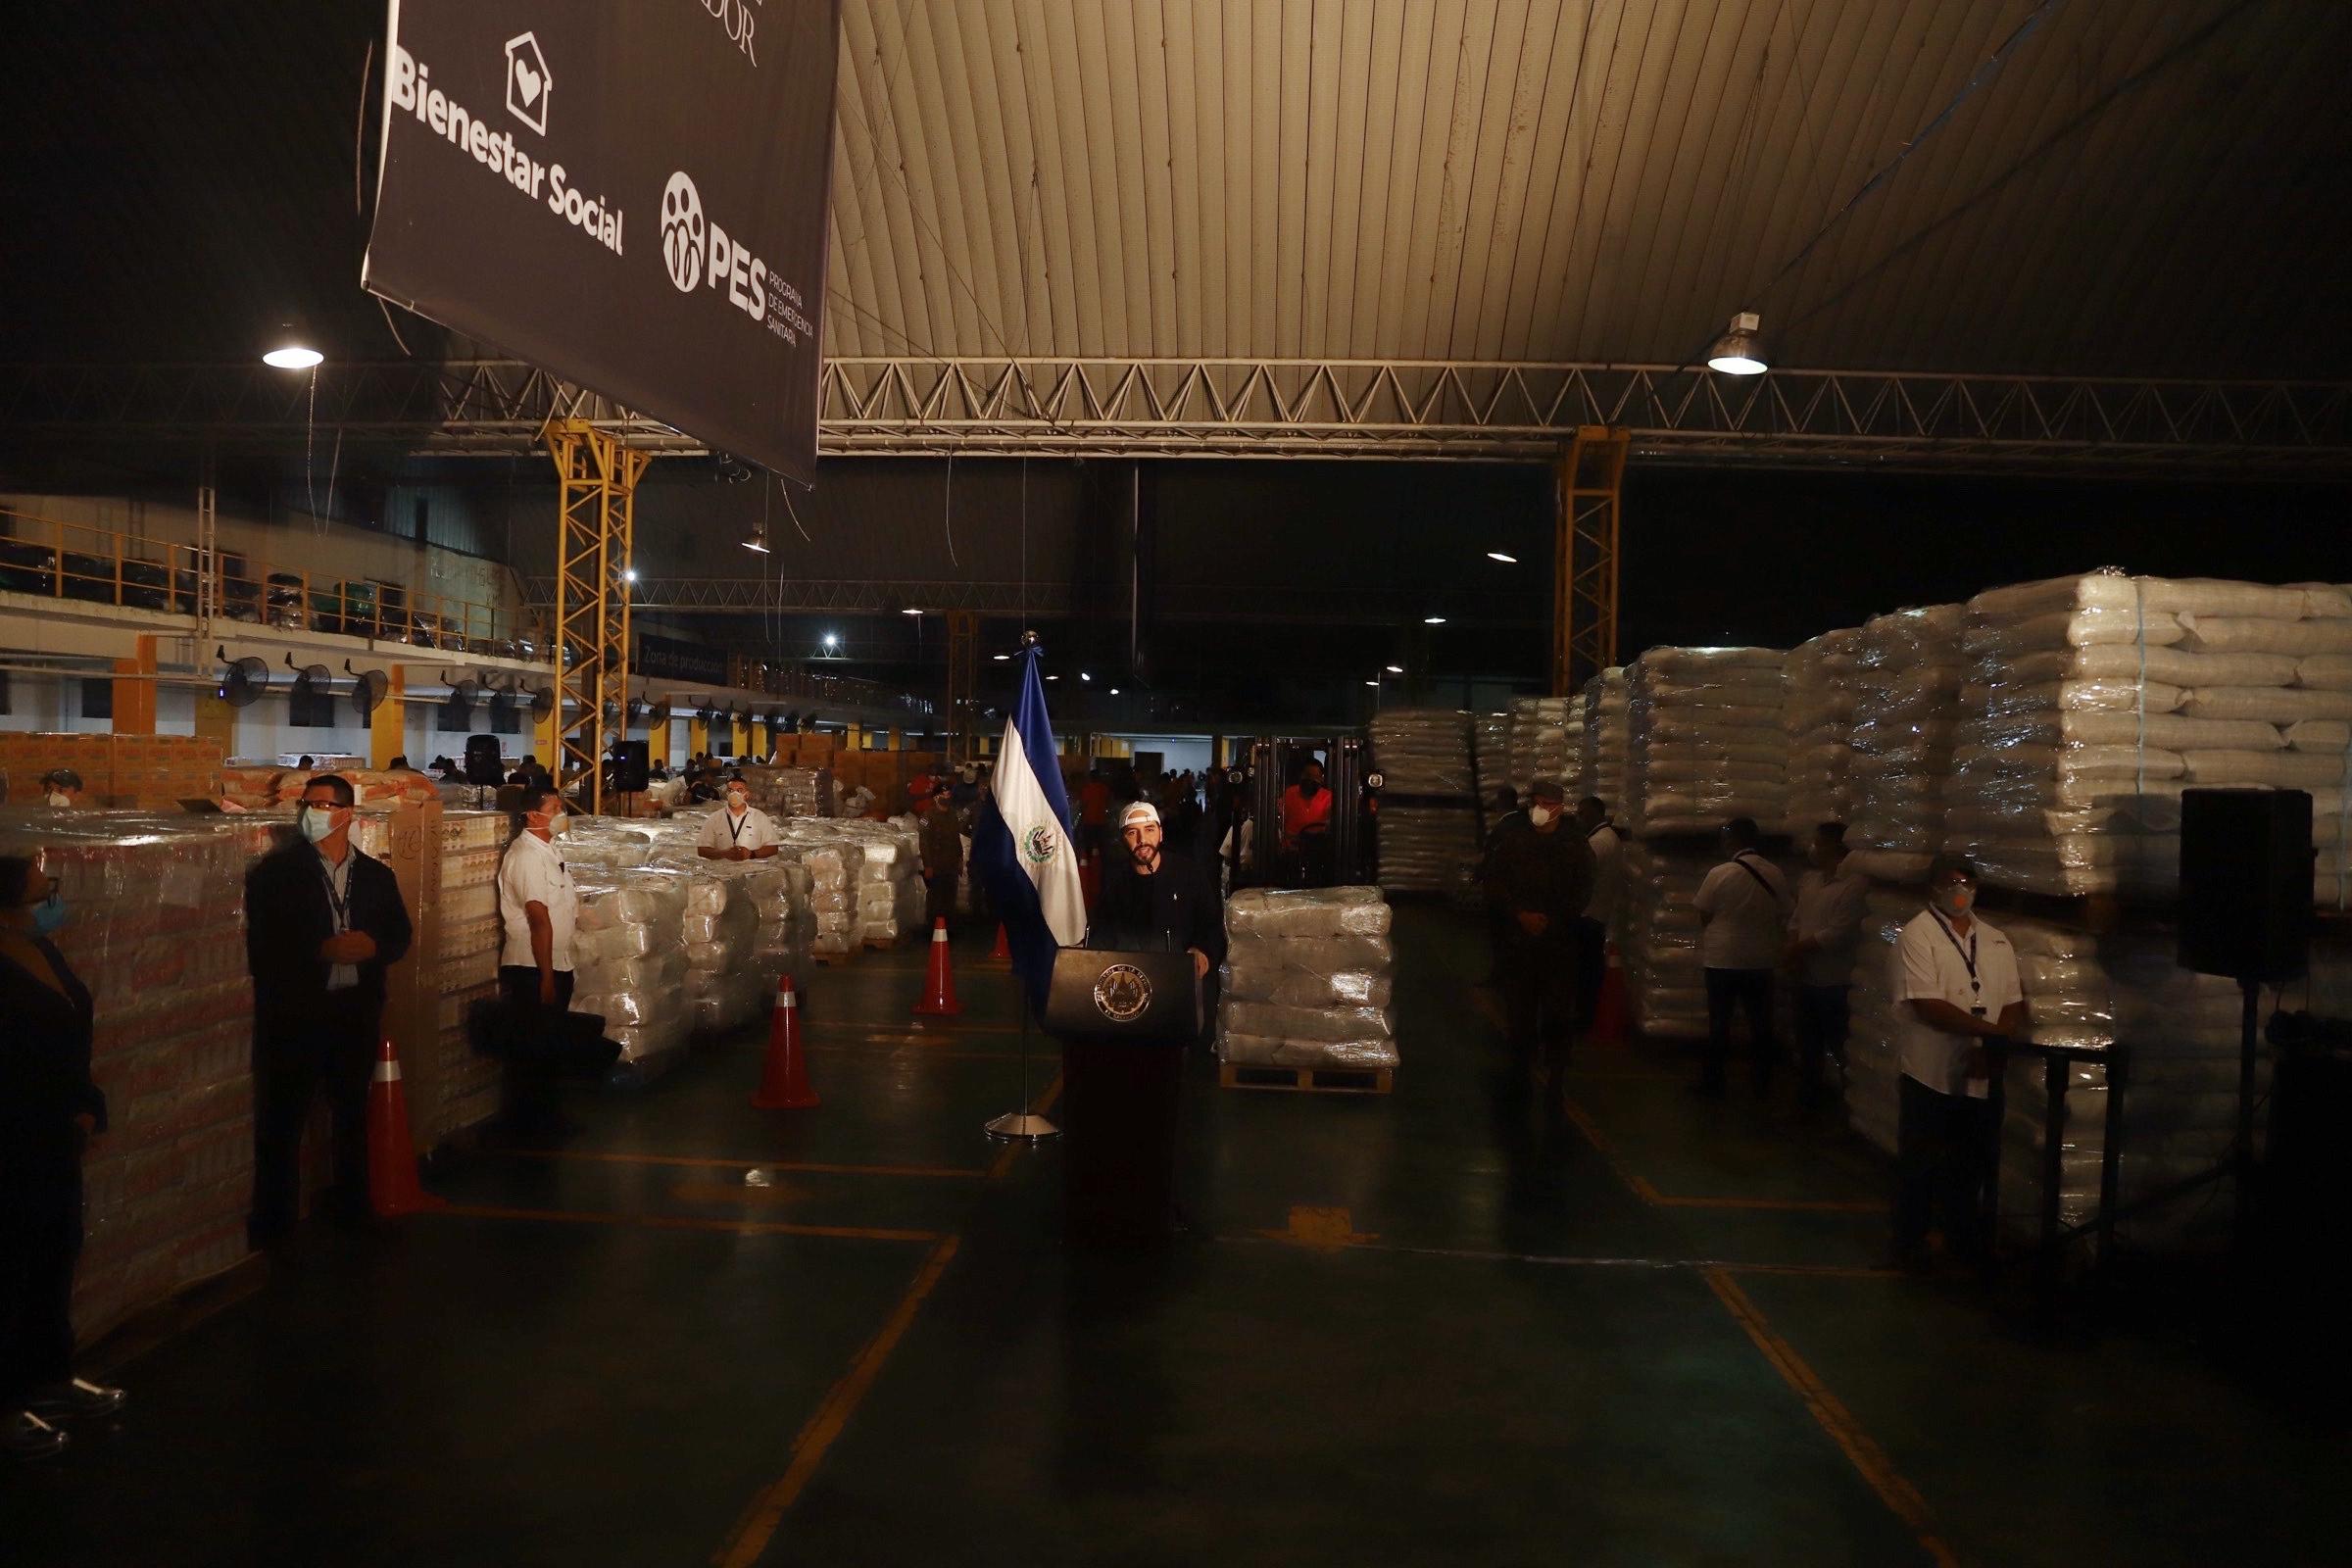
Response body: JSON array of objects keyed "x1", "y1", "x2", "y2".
[
  {"x1": 545, "y1": 419, "x2": 653, "y2": 813},
  {"x1": 1553, "y1": 425, "x2": 1631, "y2": 697}
]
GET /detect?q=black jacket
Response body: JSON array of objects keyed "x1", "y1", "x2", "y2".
[
  {"x1": 0, "y1": 937, "x2": 104, "y2": 1171},
  {"x1": 245, "y1": 840, "x2": 415, "y2": 1031},
  {"x1": 1091, "y1": 853, "x2": 1227, "y2": 968},
  {"x1": 1484, "y1": 816, "x2": 1596, "y2": 932}
]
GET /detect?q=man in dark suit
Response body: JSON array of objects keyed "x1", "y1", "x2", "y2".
[{"x1": 244, "y1": 773, "x2": 414, "y2": 1243}]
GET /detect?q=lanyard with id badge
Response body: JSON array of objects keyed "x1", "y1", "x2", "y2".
[{"x1": 1930, "y1": 908, "x2": 1991, "y2": 1083}]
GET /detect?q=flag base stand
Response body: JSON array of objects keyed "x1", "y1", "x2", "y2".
[{"x1": 985, "y1": 1111, "x2": 1062, "y2": 1142}]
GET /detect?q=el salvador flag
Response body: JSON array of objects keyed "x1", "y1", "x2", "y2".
[{"x1": 973, "y1": 644, "x2": 1088, "y2": 1010}]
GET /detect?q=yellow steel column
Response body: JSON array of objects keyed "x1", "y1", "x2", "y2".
[{"x1": 1554, "y1": 425, "x2": 1631, "y2": 697}]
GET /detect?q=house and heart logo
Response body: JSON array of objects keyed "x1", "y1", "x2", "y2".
[{"x1": 504, "y1": 31, "x2": 550, "y2": 135}]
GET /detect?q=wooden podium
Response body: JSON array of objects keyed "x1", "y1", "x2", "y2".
[{"x1": 1043, "y1": 949, "x2": 1201, "y2": 1244}]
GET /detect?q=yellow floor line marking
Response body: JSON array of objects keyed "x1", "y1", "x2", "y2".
[
  {"x1": 1217, "y1": 1234, "x2": 1895, "y2": 1278},
  {"x1": 436, "y1": 1202, "x2": 944, "y2": 1245},
  {"x1": 672, "y1": 1180, "x2": 808, "y2": 1206},
  {"x1": 713, "y1": 1237, "x2": 960, "y2": 1568},
  {"x1": 501, "y1": 1149, "x2": 987, "y2": 1179},
  {"x1": 1703, "y1": 1268, "x2": 1958, "y2": 1568},
  {"x1": 1562, "y1": 1099, "x2": 1880, "y2": 1212},
  {"x1": 1256, "y1": 1204, "x2": 1379, "y2": 1251}
]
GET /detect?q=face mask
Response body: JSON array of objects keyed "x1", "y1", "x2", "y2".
[
  {"x1": 728, "y1": 796, "x2": 749, "y2": 814},
  {"x1": 299, "y1": 805, "x2": 339, "y2": 844},
  {"x1": 1934, "y1": 885, "x2": 1974, "y2": 916},
  {"x1": 32, "y1": 890, "x2": 68, "y2": 936},
  {"x1": 1529, "y1": 806, "x2": 1556, "y2": 828},
  {"x1": 547, "y1": 812, "x2": 570, "y2": 836}
]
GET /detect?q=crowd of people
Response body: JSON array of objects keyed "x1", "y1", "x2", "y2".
[{"x1": 1482, "y1": 787, "x2": 2029, "y2": 1273}]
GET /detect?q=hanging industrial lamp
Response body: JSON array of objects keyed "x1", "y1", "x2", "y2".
[{"x1": 1705, "y1": 312, "x2": 1768, "y2": 375}]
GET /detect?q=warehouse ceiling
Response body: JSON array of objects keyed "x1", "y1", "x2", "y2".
[{"x1": 5, "y1": 0, "x2": 2349, "y2": 386}]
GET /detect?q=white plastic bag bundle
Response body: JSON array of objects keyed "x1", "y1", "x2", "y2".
[
  {"x1": 1625, "y1": 648, "x2": 1788, "y2": 837},
  {"x1": 1216, "y1": 885, "x2": 1399, "y2": 1072}
]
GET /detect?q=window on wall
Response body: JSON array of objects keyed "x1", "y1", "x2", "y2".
[
  {"x1": 488, "y1": 695, "x2": 521, "y2": 737},
  {"x1": 436, "y1": 699, "x2": 474, "y2": 734},
  {"x1": 80, "y1": 679, "x2": 112, "y2": 720},
  {"x1": 287, "y1": 682, "x2": 337, "y2": 728}
]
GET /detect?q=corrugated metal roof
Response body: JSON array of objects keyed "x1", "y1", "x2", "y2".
[
  {"x1": 819, "y1": 0, "x2": 2352, "y2": 378},
  {"x1": 4, "y1": 1, "x2": 2345, "y2": 385}
]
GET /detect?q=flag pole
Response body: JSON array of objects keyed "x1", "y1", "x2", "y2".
[{"x1": 986, "y1": 631, "x2": 1061, "y2": 1143}]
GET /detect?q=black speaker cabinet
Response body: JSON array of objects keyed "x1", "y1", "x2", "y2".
[
  {"x1": 2178, "y1": 788, "x2": 2312, "y2": 982},
  {"x1": 463, "y1": 733, "x2": 506, "y2": 787},
  {"x1": 611, "y1": 740, "x2": 650, "y2": 793}
]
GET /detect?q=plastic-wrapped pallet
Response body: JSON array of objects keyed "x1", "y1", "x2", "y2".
[
  {"x1": 1474, "y1": 710, "x2": 1512, "y2": 795},
  {"x1": 1945, "y1": 571, "x2": 2352, "y2": 901},
  {"x1": 844, "y1": 817, "x2": 924, "y2": 945},
  {"x1": 786, "y1": 829, "x2": 864, "y2": 956},
  {"x1": 1619, "y1": 838, "x2": 1714, "y2": 1037},
  {"x1": 572, "y1": 868, "x2": 693, "y2": 1068},
  {"x1": 1579, "y1": 668, "x2": 1631, "y2": 814},
  {"x1": 1507, "y1": 696, "x2": 1580, "y2": 800},
  {"x1": 1370, "y1": 708, "x2": 1483, "y2": 896},
  {"x1": 432, "y1": 809, "x2": 510, "y2": 1138},
  {"x1": 1844, "y1": 606, "x2": 1968, "y2": 884},
  {"x1": 1783, "y1": 628, "x2": 1861, "y2": 836},
  {"x1": 1840, "y1": 887, "x2": 1933, "y2": 1154},
  {"x1": 743, "y1": 857, "x2": 815, "y2": 985},
  {"x1": 1215, "y1": 887, "x2": 1398, "y2": 1071},
  {"x1": 1625, "y1": 648, "x2": 1787, "y2": 837},
  {"x1": 0, "y1": 809, "x2": 257, "y2": 1348},
  {"x1": 1370, "y1": 708, "x2": 1478, "y2": 796},
  {"x1": 680, "y1": 868, "x2": 765, "y2": 1031},
  {"x1": 736, "y1": 764, "x2": 834, "y2": 818}
]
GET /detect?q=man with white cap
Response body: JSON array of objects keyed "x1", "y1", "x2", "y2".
[{"x1": 1092, "y1": 801, "x2": 1226, "y2": 1036}]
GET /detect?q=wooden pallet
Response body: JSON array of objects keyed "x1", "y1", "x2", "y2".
[{"x1": 1218, "y1": 1061, "x2": 1394, "y2": 1096}]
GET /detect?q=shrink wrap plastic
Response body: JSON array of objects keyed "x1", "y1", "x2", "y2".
[
  {"x1": 0, "y1": 809, "x2": 259, "y2": 1346},
  {"x1": 1619, "y1": 838, "x2": 1716, "y2": 1038},
  {"x1": 1625, "y1": 648, "x2": 1787, "y2": 837},
  {"x1": 1946, "y1": 570, "x2": 2352, "y2": 906},
  {"x1": 1783, "y1": 629, "x2": 1861, "y2": 836},
  {"x1": 571, "y1": 868, "x2": 692, "y2": 1062},
  {"x1": 1370, "y1": 709, "x2": 1482, "y2": 896},
  {"x1": 1845, "y1": 606, "x2": 1968, "y2": 883},
  {"x1": 1216, "y1": 887, "x2": 1399, "y2": 1070},
  {"x1": 732, "y1": 764, "x2": 834, "y2": 818},
  {"x1": 1578, "y1": 669, "x2": 1631, "y2": 815},
  {"x1": 1507, "y1": 697, "x2": 1581, "y2": 801}
]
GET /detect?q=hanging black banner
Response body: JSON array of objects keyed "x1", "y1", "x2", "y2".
[{"x1": 364, "y1": 1, "x2": 838, "y2": 483}]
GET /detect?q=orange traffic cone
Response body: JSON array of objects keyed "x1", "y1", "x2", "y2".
[
  {"x1": 1591, "y1": 943, "x2": 1628, "y2": 1047},
  {"x1": 753, "y1": 975, "x2": 819, "y2": 1108},
  {"x1": 989, "y1": 922, "x2": 1012, "y2": 964},
  {"x1": 912, "y1": 917, "x2": 963, "y2": 1016},
  {"x1": 367, "y1": 1036, "x2": 445, "y2": 1217}
]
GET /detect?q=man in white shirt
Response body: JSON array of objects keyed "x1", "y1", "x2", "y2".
[
  {"x1": 1690, "y1": 816, "x2": 1793, "y2": 1098},
  {"x1": 697, "y1": 781, "x2": 781, "y2": 860},
  {"x1": 1786, "y1": 822, "x2": 1872, "y2": 1111},
  {"x1": 1572, "y1": 796, "x2": 1624, "y2": 1033},
  {"x1": 1890, "y1": 856, "x2": 2028, "y2": 1270},
  {"x1": 497, "y1": 787, "x2": 581, "y2": 1130}
]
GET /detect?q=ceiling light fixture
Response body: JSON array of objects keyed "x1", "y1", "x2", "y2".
[
  {"x1": 903, "y1": 607, "x2": 922, "y2": 615},
  {"x1": 1365, "y1": 680, "x2": 1380, "y2": 688},
  {"x1": 262, "y1": 344, "x2": 323, "y2": 370},
  {"x1": 1424, "y1": 615, "x2": 1447, "y2": 625},
  {"x1": 1080, "y1": 672, "x2": 1092, "y2": 682},
  {"x1": 621, "y1": 568, "x2": 638, "y2": 584},
  {"x1": 1108, "y1": 688, "x2": 1120, "y2": 696},
  {"x1": 992, "y1": 653, "x2": 1009, "y2": 662},
  {"x1": 1486, "y1": 551, "x2": 1518, "y2": 564},
  {"x1": 822, "y1": 632, "x2": 839, "y2": 648},
  {"x1": 1386, "y1": 663, "x2": 1404, "y2": 674},
  {"x1": 741, "y1": 521, "x2": 770, "y2": 554},
  {"x1": 1705, "y1": 311, "x2": 1769, "y2": 375}
]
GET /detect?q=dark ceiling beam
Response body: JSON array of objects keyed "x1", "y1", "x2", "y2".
[
  {"x1": 6, "y1": 359, "x2": 2351, "y2": 477},
  {"x1": 523, "y1": 576, "x2": 1545, "y2": 628}
]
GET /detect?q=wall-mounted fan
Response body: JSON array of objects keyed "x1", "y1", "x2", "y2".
[
  {"x1": 217, "y1": 647, "x2": 270, "y2": 709},
  {"x1": 647, "y1": 697, "x2": 672, "y2": 726},
  {"x1": 284, "y1": 654, "x2": 333, "y2": 702},
  {"x1": 530, "y1": 684, "x2": 558, "y2": 721},
  {"x1": 345, "y1": 661, "x2": 389, "y2": 722}
]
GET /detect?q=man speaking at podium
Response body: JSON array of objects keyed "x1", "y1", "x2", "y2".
[{"x1": 1091, "y1": 802, "x2": 1226, "y2": 1036}]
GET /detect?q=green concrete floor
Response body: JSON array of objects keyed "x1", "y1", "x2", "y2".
[{"x1": 5, "y1": 909, "x2": 2345, "y2": 1566}]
